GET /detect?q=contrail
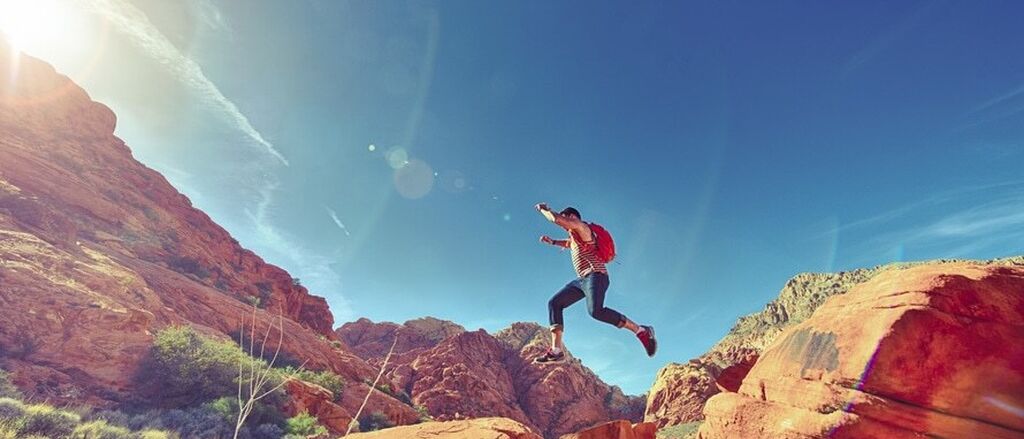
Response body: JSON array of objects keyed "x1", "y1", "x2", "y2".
[
  {"x1": 80, "y1": 0, "x2": 288, "y2": 165},
  {"x1": 324, "y1": 206, "x2": 351, "y2": 236}
]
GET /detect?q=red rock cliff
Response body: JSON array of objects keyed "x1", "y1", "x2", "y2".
[{"x1": 0, "y1": 42, "x2": 422, "y2": 428}]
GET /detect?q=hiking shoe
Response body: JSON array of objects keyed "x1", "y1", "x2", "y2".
[
  {"x1": 637, "y1": 325, "x2": 657, "y2": 357},
  {"x1": 533, "y1": 349, "x2": 566, "y2": 364}
]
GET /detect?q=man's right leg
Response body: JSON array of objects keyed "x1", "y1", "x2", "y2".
[{"x1": 547, "y1": 281, "x2": 584, "y2": 352}]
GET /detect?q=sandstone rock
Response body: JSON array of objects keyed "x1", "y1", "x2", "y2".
[
  {"x1": 698, "y1": 262, "x2": 1024, "y2": 439},
  {"x1": 339, "y1": 319, "x2": 645, "y2": 438},
  {"x1": 645, "y1": 269, "x2": 881, "y2": 427},
  {"x1": 344, "y1": 417, "x2": 542, "y2": 439},
  {"x1": 646, "y1": 256, "x2": 1024, "y2": 428},
  {"x1": 558, "y1": 420, "x2": 657, "y2": 439},
  {"x1": 283, "y1": 378, "x2": 353, "y2": 433},
  {"x1": 0, "y1": 43, "x2": 416, "y2": 430}
]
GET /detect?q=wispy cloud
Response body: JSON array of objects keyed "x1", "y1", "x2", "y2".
[
  {"x1": 837, "y1": 182, "x2": 1024, "y2": 264},
  {"x1": 324, "y1": 205, "x2": 351, "y2": 236},
  {"x1": 961, "y1": 83, "x2": 1024, "y2": 129},
  {"x1": 246, "y1": 184, "x2": 353, "y2": 320},
  {"x1": 841, "y1": 1, "x2": 939, "y2": 77},
  {"x1": 195, "y1": 0, "x2": 230, "y2": 34},
  {"x1": 80, "y1": 0, "x2": 288, "y2": 165},
  {"x1": 79, "y1": 0, "x2": 352, "y2": 319}
]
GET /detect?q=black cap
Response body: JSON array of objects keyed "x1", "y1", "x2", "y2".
[{"x1": 560, "y1": 207, "x2": 581, "y2": 218}]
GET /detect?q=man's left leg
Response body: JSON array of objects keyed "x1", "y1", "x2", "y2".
[{"x1": 582, "y1": 273, "x2": 657, "y2": 357}]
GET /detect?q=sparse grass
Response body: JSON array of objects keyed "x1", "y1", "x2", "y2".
[
  {"x1": 657, "y1": 422, "x2": 702, "y2": 439},
  {"x1": 0, "y1": 372, "x2": 20, "y2": 399},
  {"x1": 361, "y1": 379, "x2": 412, "y2": 405},
  {"x1": 71, "y1": 419, "x2": 133, "y2": 439},
  {"x1": 19, "y1": 403, "x2": 81, "y2": 438},
  {"x1": 284, "y1": 411, "x2": 326, "y2": 438},
  {"x1": 279, "y1": 367, "x2": 345, "y2": 402}
]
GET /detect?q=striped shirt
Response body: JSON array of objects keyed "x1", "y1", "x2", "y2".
[{"x1": 570, "y1": 230, "x2": 608, "y2": 277}]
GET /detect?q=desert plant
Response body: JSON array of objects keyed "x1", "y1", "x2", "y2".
[
  {"x1": 19, "y1": 403, "x2": 80, "y2": 438},
  {"x1": 130, "y1": 407, "x2": 232, "y2": 439},
  {"x1": 233, "y1": 306, "x2": 303, "y2": 439},
  {"x1": 138, "y1": 326, "x2": 259, "y2": 407},
  {"x1": 84, "y1": 409, "x2": 131, "y2": 428},
  {"x1": 357, "y1": 411, "x2": 393, "y2": 432},
  {"x1": 283, "y1": 411, "x2": 326, "y2": 438},
  {"x1": 278, "y1": 367, "x2": 344, "y2": 402},
  {"x1": 136, "y1": 430, "x2": 177, "y2": 439},
  {"x1": 70, "y1": 420, "x2": 133, "y2": 439},
  {"x1": 0, "y1": 371, "x2": 20, "y2": 399},
  {"x1": 657, "y1": 422, "x2": 702, "y2": 439},
  {"x1": 413, "y1": 404, "x2": 431, "y2": 423},
  {"x1": 345, "y1": 329, "x2": 400, "y2": 436},
  {"x1": 0, "y1": 398, "x2": 25, "y2": 421}
]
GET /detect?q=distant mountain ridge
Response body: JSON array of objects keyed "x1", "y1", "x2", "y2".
[{"x1": 336, "y1": 318, "x2": 645, "y2": 438}]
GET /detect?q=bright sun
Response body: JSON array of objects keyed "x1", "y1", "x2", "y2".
[{"x1": 0, "y1": 0, "x2": 73, "y2": 53}]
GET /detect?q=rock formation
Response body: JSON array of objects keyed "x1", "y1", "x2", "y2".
[
  {"x1": 338, "y1": 319, "x2": 646, "y2": 438},
  {"x1": 646, "y1": 256, "x2": 1024, "y2": 430},
  {"x1": 697, "y1": 261, "x2": 1024, "y2": 438},
  {"x1": 559, "y1": 420, "x2": 657, "y2": 439},
  {"x1": 0, "y1": 42, "x2": 418, "y2": 430}
]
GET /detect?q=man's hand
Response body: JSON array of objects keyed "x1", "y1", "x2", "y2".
[
  {"x1": 540, "y1": 235, "x2": 554, "y2": 245},
  {"x1": 535, "y1": 202, "x2": 550, "y2": 212}
]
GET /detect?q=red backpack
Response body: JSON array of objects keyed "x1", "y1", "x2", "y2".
[{"x1": 586, "y1": 222, "x2": 616, "y2": 263}]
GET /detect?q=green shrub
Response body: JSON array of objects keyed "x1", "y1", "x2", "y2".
[
  {"x1": 413, "y1": 404, "x2": 431, "y2": 423},
  {"x1": 136, "y1": 430, "x2": 178, "y2": 439},
  {"x1": 279, "y1": 367, "x2": 344, "y2": 402},
  {"x1": 358, "y1": 411, "x2": 393, "y2": 432},
  {"x1": 657, "y1": 422, "x2": 702, "y2": 439},
  {"x1": 20, "y1": 403, "x2": 80, "y2": 438},
  {"x1": 138, "y1": 326, "x2": 272, "y2": 407},
  {"x1": 0, "y1": 422, "x2": 19, "y2": 439},
  {"x1": 129, "y1": 407, "x2": 233, "y2": 439},
  {"x1": 284, "y1": 411, "x2": 326, "y2": 438},
  {"x1": 0, "y1": 398, "x2": 25, "y2": 420},
  {"x1": 71, "y1": 420, "x2": 133, "y2": 439},
  {"x1": 0, "y1": 371, "x2": 20, "y2": 399}
]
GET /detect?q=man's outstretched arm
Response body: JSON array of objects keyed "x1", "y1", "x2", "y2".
[
  {"x1": 535, "y1": 203, "x2": 586, "y2": 233},
  {"x1": 540, "y1": 235, "x2": 570, "y2": 248}
]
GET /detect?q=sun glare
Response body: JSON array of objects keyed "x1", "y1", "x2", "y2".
[{"x1": 0, "y1": 0, "x2": 73, "y2": 53}]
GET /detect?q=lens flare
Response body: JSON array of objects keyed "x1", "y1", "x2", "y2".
[
  {"x1": 386, "y1": 147, "x2": 409, "y2": 169},
  {"x1": 393, "y1": 159, "x2": 434, "y2": 199}
]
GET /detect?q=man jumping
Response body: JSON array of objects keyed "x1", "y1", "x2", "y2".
[{"x1": 533, "y1": 203, "x2": 657, "y2": 364}]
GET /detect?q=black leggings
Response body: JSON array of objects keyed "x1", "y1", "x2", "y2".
[{"x1": 548, "y1": 272, "x2": 625, "y2": 328}]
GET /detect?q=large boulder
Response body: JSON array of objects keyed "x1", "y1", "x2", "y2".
[
  {"x1": 645, "y1": 269, "x2": 879, "y2": 427},
  {"x1": 698, "y1": 262, "x2": 1024, "y2": 439}
]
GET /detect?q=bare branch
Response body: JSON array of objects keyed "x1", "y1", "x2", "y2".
[{"x1": 344, "y1": 328, "x2": 401, "y2": 436}]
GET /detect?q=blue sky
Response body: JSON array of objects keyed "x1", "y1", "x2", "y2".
[{"x1": 7, "y1": 0, "x2": 1024, "y2": 394}]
